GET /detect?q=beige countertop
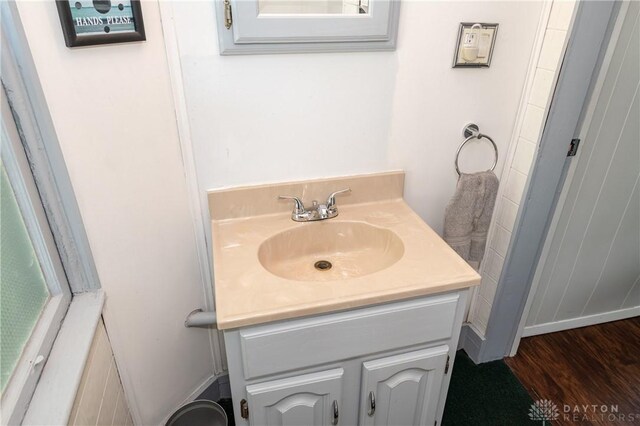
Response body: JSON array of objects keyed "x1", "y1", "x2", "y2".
[{"x1": 209, "y1": 172, "x2": 481, "y2": 330}]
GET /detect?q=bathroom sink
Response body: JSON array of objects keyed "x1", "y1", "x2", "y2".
[
  {"x1": 258, "y1": 221, "x2": 405, "y2": 281},
  {"x1": 209, "y1": 171, "x2": 481, "y2": 329}
]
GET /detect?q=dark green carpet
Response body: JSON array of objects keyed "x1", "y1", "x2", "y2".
[{"x1": 442, "y1": 350, "x2": 534, "y2": 426}]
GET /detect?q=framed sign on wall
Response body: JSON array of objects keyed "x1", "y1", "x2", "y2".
[{"x1": 56, "y1": 0, "x2": 145, "y2": 47}]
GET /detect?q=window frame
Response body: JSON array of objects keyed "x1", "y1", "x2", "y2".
[
  {"x1": 215, "y1": 0, "x2": 401, "y2": 55},
  {"x1": 1, "y1": 93, "x2": 72, "y2": 425},
  {"x1": 233, "y1": 0, "x2": 393, "y2": 43},
  {"x1": 1, "y1": 1, "x2": 103, "y2": 422}
]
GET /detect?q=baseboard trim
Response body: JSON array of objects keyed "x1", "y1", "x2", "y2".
[
  {"x1": 459, "y1": 323, "x2": 486, "y2": 364},
  {"x1": 523, "y1": 306, "x2": 640, "y2": 337}
]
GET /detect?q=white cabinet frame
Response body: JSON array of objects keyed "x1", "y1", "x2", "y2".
[
  {"x1": 224, "y1": 291, "x2": 469, "y2": 425},
  {"x1": 215, "y1": 0, "x2": 401, "y2": 55}
]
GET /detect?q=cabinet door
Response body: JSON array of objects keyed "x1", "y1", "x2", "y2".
[
  {"x1": 246, "y1": 368, "x2": 343, "y2": 426},
  {"x1": 359, "y1": 346, "x2": 449, "y2": 426}
]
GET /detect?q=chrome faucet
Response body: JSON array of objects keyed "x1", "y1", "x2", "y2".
[{"x1": 279, "y1": 188, "x2": 351, "y2": 222}]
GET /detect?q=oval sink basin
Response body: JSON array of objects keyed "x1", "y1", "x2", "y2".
[{"x1": 258, "y1": 221, "x2": 404, "y2": 281}]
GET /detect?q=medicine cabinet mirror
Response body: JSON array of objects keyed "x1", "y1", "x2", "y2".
[{"x1": 215, "y1": 0, "x2": 401, "y2": 55}]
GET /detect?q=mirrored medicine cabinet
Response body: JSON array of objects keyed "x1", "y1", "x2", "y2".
[{"x1": 215, "y1": 0, "x2": 401, "y2": 54}]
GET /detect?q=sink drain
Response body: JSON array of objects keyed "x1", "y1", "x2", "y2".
[{"x1": 314, "y1": 260, "x2": 332, "y2": 271}]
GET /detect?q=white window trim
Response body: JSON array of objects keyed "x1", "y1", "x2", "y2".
[
  {"x1": 1, "y1": 2, "x2": 107, "y2": 424},
  {"x1": 0, "y1": 293, "x2": 71, "y2": 426},
  {"x1": 1, "y1": 93, "x2": 72, "y2": 426},
  {"x1": 23, "y1": 291, "x2": 105, "y2": 425},
  {"x1": 215, "y1": 0, "x2": 401, "y2": 54}
]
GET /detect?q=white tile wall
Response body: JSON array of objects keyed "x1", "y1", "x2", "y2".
[
  {"x1": 479, "y1": 276, "x2": 499, "y2": 303},
  {"x1": 529, "y1": 68, "x2": 556, "y2": 109},
  {"x1": 469, "y1": 0, "x2": 576, "y2": 335},
  {"x1": 492, "y1": 225, "x2": 513, "y2": 257},
  {"x1": 520, "y1": 105, "x2": 546, "y2": 142},
  {"x1": 473, "y1": 297, "x2": 493, "y2": 330},
  {"x1": 512, "y1": 139, "x2": 537, "y2": 175},
  {"x1": 504, "y1": 169, "x2": 529, "y2": 204},
  {"x1": 68, "y1": 320, "x2": 133, "y2": 426},
  {"x1": 484, "y1": 249, "x2": 505, "y2": 282},
  {"x1": 538, "y1": 29, "x2": 569, "y2": 71},
  {"x1": 548, "y1": 1, "x2": 575, "y2": 31},
  {"x1": 497, "y1": 197, "x2": 520, "y2": 231}
]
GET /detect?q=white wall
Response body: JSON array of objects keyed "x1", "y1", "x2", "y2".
[
  {"x1": 171, "y1": 0, "x2": 544, "y2": 235},
  {"x1": 387, "y1": 1, "x2": 543, "y2": 232},
  {"x1": 16, "y1": 2, "x2": 216, "y2": 424}
]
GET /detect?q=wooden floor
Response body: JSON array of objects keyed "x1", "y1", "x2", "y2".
[{"x1": 506, "y1": 317, "x2": 640, "y2": 425}]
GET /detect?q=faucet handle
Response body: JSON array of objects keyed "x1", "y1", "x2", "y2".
[
  {"x1": 278, "y1": 195, "x2": 305, "y2": 214},
  {"x1": 326, "y1": 188, "x2": 351, "y2": 209}
]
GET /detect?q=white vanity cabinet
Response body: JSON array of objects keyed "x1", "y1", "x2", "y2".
[{"x1": 223, "y1": 290, "x2": 467, "y2": 426}]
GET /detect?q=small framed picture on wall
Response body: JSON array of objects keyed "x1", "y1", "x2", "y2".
[{"x1": 56, "y1": 0, "x2": 145, "y2": 47}]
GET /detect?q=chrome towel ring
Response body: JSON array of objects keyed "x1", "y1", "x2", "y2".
[{"x1": 455, "y1": 123, "x2": 499, "y2": 176}]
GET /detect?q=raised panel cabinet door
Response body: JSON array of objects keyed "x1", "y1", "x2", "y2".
[
  {"x1": 359, "y1": 346, "x2": 449, "y2": 426},
  {"x1": 246, "y1": 368, "x2": 344, "y2": 426}
]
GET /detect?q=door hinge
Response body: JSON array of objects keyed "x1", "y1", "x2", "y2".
[
  {"x1": 568, "y1": 138, "x2": 580, "y2": 156},
  {"x1": 224, "y1": 0, "x2": 233, "y2": 29},
  {"x1": 445, "y1": 355, "x2": 450, "y2": 374},
  {"x1": 240, "y1": 399, "x2": 249, "y2": 419}
]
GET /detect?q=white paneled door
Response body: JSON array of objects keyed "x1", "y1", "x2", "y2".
[
  {"x1": 246, "y1": 368, "x2": 343, "y2": 426},
  {"x1": 525, "y1": 2, "x2": 640, "y2": 335},
  {"x1": 359, "y1": 346, "x2": 449, "y2": 426}
]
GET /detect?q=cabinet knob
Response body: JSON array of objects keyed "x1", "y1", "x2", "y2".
[
  {"x1": 368, "y1": 391, "x2": 376, "y2": 416},
  {"x1": 332, "y1": 400, "x2": 339, "y2": 425}
]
